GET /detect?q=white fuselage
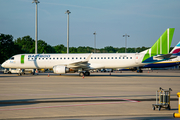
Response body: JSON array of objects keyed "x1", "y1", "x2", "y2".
[{"x1": 2, "y1": 53, "x2": 146, "y2": 70}]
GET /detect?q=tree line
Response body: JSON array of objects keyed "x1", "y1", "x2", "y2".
[{"x1": 1, "y1": 33, "x2": 173, "y2": 64}]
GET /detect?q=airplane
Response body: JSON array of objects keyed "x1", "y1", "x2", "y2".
[
  {"x1": 127, "y1": 41, "x2": 180, "y2": 73},
  {"x1": 142, "y1": 41, "x2": 180, "y2": 69},
  {"x1": 1, "y1": 28, "x2": 177, "y2": 76}
]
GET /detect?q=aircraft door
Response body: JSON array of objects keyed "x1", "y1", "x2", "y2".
[{"x1": 135, "y1": 53, "x2": 140, "y2": 64}]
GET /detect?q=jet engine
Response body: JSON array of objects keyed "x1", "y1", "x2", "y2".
[{"x1": 53, "y1": 65, "x2": 70, "y2": 74}]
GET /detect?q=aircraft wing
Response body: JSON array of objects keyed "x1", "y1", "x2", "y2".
[{"x1": 66, "y1": 53, "x2": 92, "y2": 68}]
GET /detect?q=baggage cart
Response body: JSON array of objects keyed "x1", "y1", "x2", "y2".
[{"x1": 152, "y1": 87, "x2": 172, "y2": 111}]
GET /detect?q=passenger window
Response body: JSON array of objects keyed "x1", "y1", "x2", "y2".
[
  {"x1": 127, "y1": 57, "x2": 128, "y2": 59},
  {"x1": 84, "y1": 57, "x2": 86, "y2": 59},
  {"x1": 57, "y1": 58, "x2": 58, "y2": 59},
  {"x1": 72, "y1": 57, "x2": 74, "y2": 59},
  {"x1": 111, "y1": 57, "x2": 113, "y2": 59},
  {"x1": 49, "y1": 58, "x2": 51, "y2": 60},
  {"x1": 76, "y1": 57, "x2": 78, "y2": 59},
  {"x1": 108, "y1": 57, "x2": 110, "y2": 59},
  {"x1": 101, "y1": 57, "x2": 103, "y2": 59},
  {"x1": 46, "y1": 58, "x2": 48, "y2": 60},
  {"x1": 97, "y1": 57, "x2": 99, "y2": 59},
  {"x1": 115, "y1": 57, "x2": 117, "y2": 59},
  {"x1": 104, "y1": 57, "x2": 106, "y2": 59},
  {"x1": 80, "y1": 57, "x2": 82, "y2": 59},
  {"x1": 123, "y1": 57, "x2": 124, "y2": 59},
  {"x1": 119, "y1": 57, "x2": 121, "y2": 59},
  {"x1": 68, "y1": 57, "x2": 69, "y2": 59},
  {"x1": 130, "y1": 57, "x2": 132, "y2": 59},
  {"x1": 42, "y1": 58, "x2": 44, "y2": 60},
  {"x1": 64, "y1": 57, "x2": 66, "y2": 59},
  {"x1": 91, "y1": 57, "x2": 93, "y2": 59},
  {"x1": 39, "y1": 58, "x2": 41, "y2": 60},
  {"x1": 94, "y1": 57, "x2": 96, "y2": 59},
  {"x1": 32, "y1": 58, "x2": 34, "y2": 60},
  {"x1": 28, "y1": 58, "x2": 30, "y2": 60},
  {"x1": 60, "y1": 58, "x2": 62, "y2": 59},
  {"x1": 53, "y1": 58, "x2": 55, "y2": 60}
]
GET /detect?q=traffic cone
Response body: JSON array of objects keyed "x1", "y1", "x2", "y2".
[
  {"x1": 82, "y1": 75, "x2": 84, "y2": 79},
  {"x1": 110, "y1": 72, "x2": 111, "y2": 75},
  {"x1": 48, "y1": 73, "x2": 49, "y2": 77},
  {"x1": 148, "y1": 71, "x2": 149, "y2": 73}
]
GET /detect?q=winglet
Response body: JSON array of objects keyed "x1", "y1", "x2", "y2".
[{"x1": 85, "y1": 53, "x2": 93, "y2": 61}]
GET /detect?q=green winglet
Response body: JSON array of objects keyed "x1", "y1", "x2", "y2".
[{"x1": 142, "y1": 28, "x2": 175, "y2": 62}]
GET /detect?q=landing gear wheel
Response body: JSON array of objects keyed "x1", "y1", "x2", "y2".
[
  {"x1": 152, "y1": 106, "x2": 155, "y2": 110},
  {"x1": 137, "y1": 70, "x2": 143, "y2": 73},
  {"x1": 79, "y1": 72, "x2": 84, "y2": 77},
  {"x1": 18, "y1": 73, "x2": 22, "y2": 76},
  {"x1": 84, "y1": 72, "x2": 90, "y2": 76},
  {"x1": 31, "y1": 72, "x2": 35, "y2": 75}
]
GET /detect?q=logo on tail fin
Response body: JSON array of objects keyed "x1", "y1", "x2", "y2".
[{"x1": 171, "y1": 41, "x2": 180, "y2": 54}]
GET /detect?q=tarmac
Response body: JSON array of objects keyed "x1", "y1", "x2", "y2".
[{"x1": 0, "y1": 70, "x2": 180, "y2": 120}]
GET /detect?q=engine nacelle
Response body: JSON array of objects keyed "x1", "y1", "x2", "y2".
[{"x1": 53, "y1": 65, "x2": 70, "y2": 74}]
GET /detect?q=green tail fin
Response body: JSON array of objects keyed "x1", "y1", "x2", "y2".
[{"x1": 142, "y1": 28, "x2": 175, "y2": 62}]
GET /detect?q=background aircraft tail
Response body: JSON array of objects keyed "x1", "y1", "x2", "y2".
[
  {"x1": 142, "y1": 28, "x2": 175, "y2": 63},
  {"x1": 170, "y1": 41, "x2": 180, "y2": 53}
]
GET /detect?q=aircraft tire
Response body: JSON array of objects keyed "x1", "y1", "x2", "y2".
[
  {"x1": 85, "y1": 72, "x2": 90, "y2": 76},
  {"x1": 79, "y1": 72, "x2": 84, "y2": 77},
  {"x1": 18, "y1": 73, "x2": 22, "y2": 76}
]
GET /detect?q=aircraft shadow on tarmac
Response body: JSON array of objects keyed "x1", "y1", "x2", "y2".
[
  {"x1": 0, "y1": 94, "x2": 178, "y2": 109},
  {"x1": 1, "y1": 73, "x2": 180, "y2": 78},
  {"x1": 89, "y1": 74, "x2": 180, "y2": 78}
]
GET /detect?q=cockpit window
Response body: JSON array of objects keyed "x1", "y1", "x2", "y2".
[{"x1": 9, "y1": 57, "x2": 14, "y2": 60}]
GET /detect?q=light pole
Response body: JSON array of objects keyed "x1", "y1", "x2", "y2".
[
  {"x1": 123, "y1": 34, "x2": 130, "y2": 53},
  {"x1": 65, "y1": 10, "x2": 71, "y2": 54},
  {"x1": 32, "y1": 0, "x2": 40, "y2": 54},
  {"x1": 93, "y1": 32, "x2": 96, "y2": 53}
]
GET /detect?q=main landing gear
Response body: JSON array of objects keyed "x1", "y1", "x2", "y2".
[
  {"x1": 79, "y1": 71, "x2": 90, "y2": 77},
  {"x1": 136, "y1": 67, "x2": 143, "y2": 73},
  {"x1": 18, "y1": 69, "x2": 25, "y2": 76},
  {"x1": 137, "y1": 69, "x2": 143, "y2": 73}
]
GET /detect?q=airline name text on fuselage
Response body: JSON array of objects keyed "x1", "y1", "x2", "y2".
[{"x1": 28, "y1": 55, "x2": 50, "y2": 58}]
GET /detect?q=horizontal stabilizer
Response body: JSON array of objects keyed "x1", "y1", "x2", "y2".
[{"x1": 153, "y1": 53, "x2": 177, "y2": 60}]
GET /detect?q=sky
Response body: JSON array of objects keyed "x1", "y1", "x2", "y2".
[{"x1": 0, "y1": 0, "x2": 180, "y2": 49}]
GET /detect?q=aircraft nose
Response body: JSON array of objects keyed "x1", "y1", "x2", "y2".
[{"x1": 1, "y1": 62, "x2": 6, "y2": 68}]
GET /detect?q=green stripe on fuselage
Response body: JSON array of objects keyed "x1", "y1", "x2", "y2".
[{"x1": 21, "y1": 55, "x2": 25, "y2": 64}]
